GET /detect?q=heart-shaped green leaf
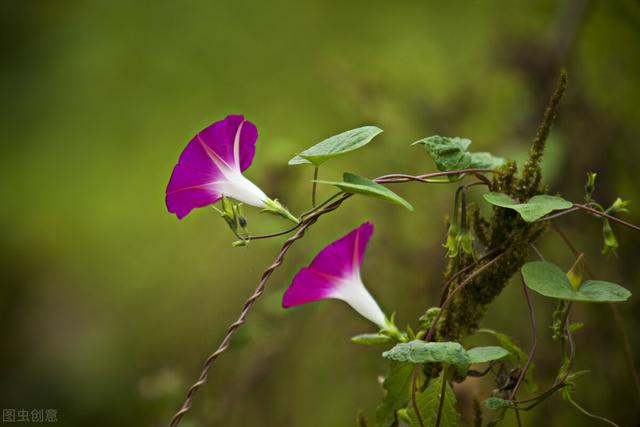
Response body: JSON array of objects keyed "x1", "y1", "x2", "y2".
[
  {"x1": 521, "y1": 261, "x2": 631, "y2": 302},
  {"x1": 412, "y1": 136, "x2": 472, "y2": 171},
  {"x1": 413, "y1": 136, "x2": 504, "y2": 174},
  {"x1": 382, "y1": 340, "x2": 470, "y2": 372},
  {"x1": 468, "y1": 152, "x2": 505, "y2": 169},
  {"x1": 288, "y1": 126, "x2": 383, "y2": 166},
  {"x1": 483, "y1": 192, "x2": 572, "y2": 222},
  {"x1": 315, "y1": 173, "x2": 414, "y2": 211},
  {"x1": 467, "y1": 346, "x2": 510, "y2": 364}
]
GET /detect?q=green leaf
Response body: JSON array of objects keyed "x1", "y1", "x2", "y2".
[
  {"x1": 521, "y1": 261, "x2": 631, "y2": 303},
  {"x1": 413, "y1": 136, "x2": 504, "y2": 174},
  {"x1": 288, "y1": 126, "x2": 383, "y2": 166},
  {"x1": 375, "y1": 363, "x2": 415, "y2": 427},
  {"x1": 483, "y1": 192, "x2": 573, "y2": 222},
  {"x1": 315, "y1": 173, "x2": 414, "y2": 211},
  {"x1": 382, "y1": 340, "x2": 470, "y2": 373},
  {"x1": 351, "y1": 333, "x2": 394, "y2": 346},
  {"x1": 477, "y1": 329, "x2": 537, "y2": 394},
  {"x1": 484, "y1": 397, "x2": 514, "y2": 411},
  {"x1": 468, "y1": 152, "x2": 505, "y2": 170},
  {"x1": 407, "y1": 371, "x2": 460, "y2": 427},
  {"x1": 467, "y1": 346, "x2": 510, "y2": 364},
  {"x1": 412, "y1": 136, "x2": 472, "y2": 172}
]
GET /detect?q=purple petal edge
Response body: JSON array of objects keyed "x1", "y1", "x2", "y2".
[
  {"x1": 282, "y1": 268, "x2": 339, "y2": 308},
  {"x1": 165, "y1": 115, "x2": 259, "y2": 219},
  {"x1": 282, "y1": 222, "x2": 374, "y2": 308}
]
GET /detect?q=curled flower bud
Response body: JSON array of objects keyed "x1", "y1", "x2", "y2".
[
  {"x1": 601, "y1": 219, "x2": 619, "y2": 256},
  {"x1": 607, "y1": 197, "x2": 630, "y2": 215},
  {"x1": 584, "y1": 172, "x2": 597, "y2": 201}
]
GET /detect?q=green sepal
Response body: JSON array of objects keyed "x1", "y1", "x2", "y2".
[
  {"x1": 601, "y1": 219, "x2": 618, "y2": 256},
  {"x1": 607, "y1": 197, "x2": 630, "y2": 215},
  {"x1": 443, "y1": 223, "x2": 460, "y2": 257},
  {"x1": 458, "y1": 228, "x2": 475, "y2": 258},
  {"x1": 584, "y1": 172, "x2": 597, "y2": 201},
  {"x1": 214, "y1": 197, "x2": 251, "y2": 244},
  {"x1": 261, "y1": 198, "x2": 299, "y2": 224},
  {"x1": 444, "y1": 225, "x2": 474, "y2": 259}
]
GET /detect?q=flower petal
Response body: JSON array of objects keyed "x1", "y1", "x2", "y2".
[
  {"x1": 308, "y1": 222, "x2": 373, "y2": 279},
  {"x1": 282, "y1": 223, "x2": 387, "y2": 328},
  {"x1": 166, "y1": 115, "x2": 260, "y2": 219},
  {"x1": 282, "y1": 268, "x2": 340, "y2": 308},
  {"x1": 212, "y1": 171, "x2": 268, "y2": 208},
  {"x1": 194, "y1": 114, "x2": 257, "y2": 172},
  {"x1": 165, "y1": 163, "x2": 223, "y2": 219},
  {"x1": 333, "y1": 280, "x2": 387, "y2": 329}
]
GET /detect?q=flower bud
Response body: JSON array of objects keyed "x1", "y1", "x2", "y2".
[
  {"x1": 584, "y1": 172, "x2": 597, "y2": 201},
  {"x1": 601, "y1": 219, "x2": 619, "y2": 256},
  {"x1": 566, "y1": 253, "x2": 585, "y2": 291}
]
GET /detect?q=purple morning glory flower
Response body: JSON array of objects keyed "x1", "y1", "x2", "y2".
[
  {"x1": 283, "y1": 222, "x2": 388, "y2": 329},
  {"x1": 166, "y1": 115, "x2": 275, "y2": 219}
]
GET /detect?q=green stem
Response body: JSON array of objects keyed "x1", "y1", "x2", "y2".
[
  {"x1": 312, "y1": 166, "x2": 319, "y2": 207},
  {"x1": 434, "y1": 369, "x2": 448, "y2": 427},
  {"x1": 567, "y1": 394, "x2": 619, "y2": 427}
]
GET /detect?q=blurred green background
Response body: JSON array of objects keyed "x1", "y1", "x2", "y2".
[{"x1": 1, "y1": 0, "x2": 639, "y2": 426}]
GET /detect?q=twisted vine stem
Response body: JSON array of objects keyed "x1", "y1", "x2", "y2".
[
  {"x1": 168, "y1": 167, "x2": 640, "y2": 427},
  {"x1": 168, "y1": 195, "x2": 349, "y2": 427},
  {"x1": 168, "y1": 169, "x2": 487, "y2": 426}
]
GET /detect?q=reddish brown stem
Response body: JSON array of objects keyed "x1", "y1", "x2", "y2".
[
  {"x1": 573, "y1": 203, "x2": 640, "y2": 232},
  {"x1": 509, "y1": 274, "x2": 538, "y2": 401},
  {"x1": 168, "y1": 196, "x2": 349, "y2": 427}
]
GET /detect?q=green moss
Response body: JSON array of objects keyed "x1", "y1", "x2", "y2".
[{"x1": 438, "y1": 73, "x2": 566, "y2": 340}]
